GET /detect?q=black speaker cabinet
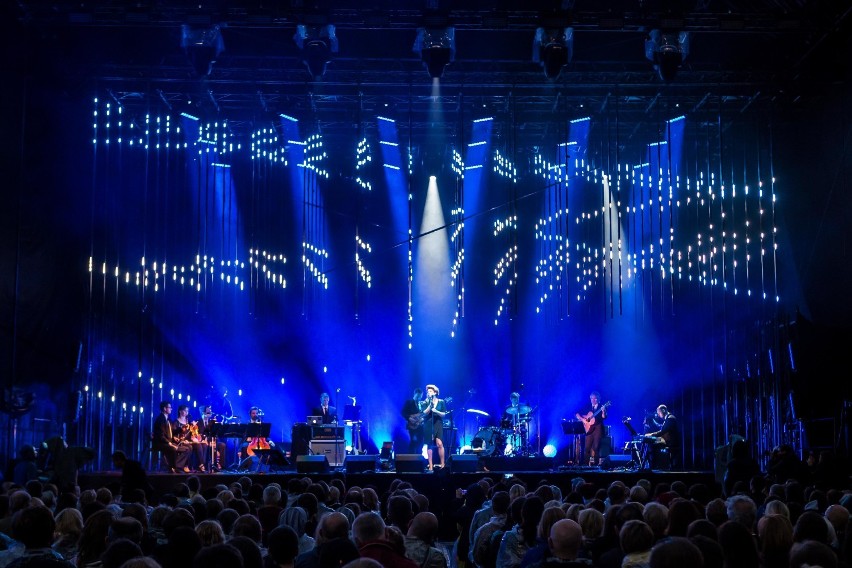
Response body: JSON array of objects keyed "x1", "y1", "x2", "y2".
[
  {"x1": 652, "y1": 447, "x2": 672, "y2": 470},
  {"x1": 599, "y1": 435, "x2": 613, "y2": 458},
  {"x1": 296, "y1": 455, "x2": 330, "y2": 473},
  {"x1": 395, "y1": 454, "x2": 426, "y2": 473},
  {"x1": 601, "y1": 454, "x2": 632, "y2": 470},
  {"x1": 344, "y1": 454, "x2": 379, "y2": 473},
  {"x1": 449, "y1": 454, "x2": 479, "y2": 472},
  {"x1": 290, "y1": 423, "x2": 311, "y2": 458}
]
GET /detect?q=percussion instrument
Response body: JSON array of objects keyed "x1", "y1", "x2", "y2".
[{"x1": 471, "y1": 427, "x2": 505, "y2": 457}]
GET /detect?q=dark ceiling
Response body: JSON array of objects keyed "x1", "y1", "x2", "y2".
[{"x1": 10, "y1": 1, "x2": 852, "y2": 138}]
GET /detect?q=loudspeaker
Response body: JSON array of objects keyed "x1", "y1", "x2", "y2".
[
  {"x1": 296, "y1": 455, "x2": 330, "y2": 473},
  {"x1": 309, "y1": 440, "x2": 346, "y2": 467},
  {"x1": 291, "y1": 424, "x2": 311, "y2": 458},
  {"x1": 344, "y1": 454, "x2": 379, "y2": 473},
  {"x1": 599, "y1": 436, "x2": 613, "y2": 458},
  {"x1": 449, "y1": 454, "x2": 479, "y2": 472},
  {"x1": 395, "y1": 454, "x2": 426, "y2": 473},
  {"x1": 481, "y1": 456, "x2": 555, "y2": 472},
  {"x1": 601, "y1": 454, "x2": 632, "y2": 470},
  {"x1": 652, "y1": 447, "x2": 671, "y2": 470}
]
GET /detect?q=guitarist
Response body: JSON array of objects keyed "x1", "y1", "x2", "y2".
[
  {"x1": 402, "y1": 387, "x2": 426, "y2": 454},
  {"x1": 575, "y1": 391, "x2": 608, "y2": 466}
]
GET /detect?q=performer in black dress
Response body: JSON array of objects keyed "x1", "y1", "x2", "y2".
[{"x1": 423, "y1": 384, "x2": 448, "y2": 470}]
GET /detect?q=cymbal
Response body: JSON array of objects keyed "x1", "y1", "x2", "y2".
[
  {"x1": 467, "y1": 408, "x2": 489, "y2": 416},
  {"x1": 506, "y1": 405, "x2": 532, "y2": 415}
]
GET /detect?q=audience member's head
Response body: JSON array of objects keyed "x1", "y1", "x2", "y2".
[
  {"x1": 266, "y1": 526, "x2": 299, "y2": 567},
  {"x1": 12, "y1": 505, "x2": 56, "y2": 549},
  {"x1": 788, "y1": 539, "x2": 838, "y2": 568},
  {"x1": 352, "y1": 511, "x2": 385, "y2": 545},
  {"x1": 649, "y1": 536, "x2": 704, "y2": 568},
  {"x1": 228, "y1": 536, "x2": 263, "y2": 568},
  {"x1": 101, "y1": 538, "x2": 143, "y2": 568},
  {"x1": 192, "y1": 543, "x2": 244, "y2": 568},
  {"x1": 548, "y1": 519, "x2": 584, "y2": 561}
]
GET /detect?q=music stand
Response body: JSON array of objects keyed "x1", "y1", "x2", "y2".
[
  {"x1": 205, "y1": 422, "x2": 225, "y2": 471},
  {"x1": 245, "y1": 423, "x2": 271, "y2": 438},
  {"x1": 561, "y1": 420, "x2": 586, "y2": 465},
  {"x1": 561, "y1": 421, "x2": 585, "y2": 435},
  {"x1": 342, "y1": 406, "x2": 362, "y2": 455}
]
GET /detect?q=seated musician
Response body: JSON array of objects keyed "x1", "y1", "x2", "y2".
[
  {"x1": 239, "y1": 406, "x2": 275, "y2": 467},
  {"x1": 200, "y1": 405, "x2": 227, "y2": 471},
  {"x1": 646, "y1": 404, "x2": 679, "y2": 469},
  {"x1": 174, "y1": 404, "x2": 208, "y2": 472},
  {"x1": 152, "y1": 401, "x2": 191, "y2": 473}
]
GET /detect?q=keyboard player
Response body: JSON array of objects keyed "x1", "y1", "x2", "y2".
[{"x1": 645, "y1": 404, "x2": 679, "y2": 469}]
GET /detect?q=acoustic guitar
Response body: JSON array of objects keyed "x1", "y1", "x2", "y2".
[
  {"x1": 578, "y1": 401, "x2": 611, "y2": 433},
  {"x1": 407, "y1": 396, "x2": 453, "y2": 430}
]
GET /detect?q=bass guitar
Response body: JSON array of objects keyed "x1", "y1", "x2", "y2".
[
  {"x1": 407, "y1": 396, "x2": 453, "y2": 430},
  {"x1": 578, "y1": 401, "x2": 611, "y2": 433}
]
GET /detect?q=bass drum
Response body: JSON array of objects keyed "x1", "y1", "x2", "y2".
[{"x1": 471, "y1": 427, "x2": 504, "y2": 457}]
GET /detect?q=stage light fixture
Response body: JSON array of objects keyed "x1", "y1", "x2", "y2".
[
  {"x1": 645, "y1": 29, "x2": 689, "y2": 82},
  {"x1": 533, "y1": 27, "x2": 573, "y2": 80},
  {"x1": 181, "y1": 24, "x2": 224, "y2": 77},
  {"x1": 293, "y1": 24, "x2": 338, "y2": 80},
  {"x1": 413, "y1": 27, "x2": 455, "y2": 79}
]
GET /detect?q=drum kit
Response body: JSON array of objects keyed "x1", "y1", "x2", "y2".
[{"x1": 467, "y1": 404, "x2": 536, "y2": 457}]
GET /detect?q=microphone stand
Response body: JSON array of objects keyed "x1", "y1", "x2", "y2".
[
  {"x1": 334, "y1": 389, "x2": 342, "y2": 468},
  {"x1": 462, "y1": 390, "x2": 475, "y2": 448}
]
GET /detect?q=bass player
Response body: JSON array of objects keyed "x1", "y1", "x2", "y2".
[
  {"x1": 402, "y1": 387, "x2": 426, "y2": 454},
  {"x1": 575, "y1": 391, "x2": 610, "y2": 466}
]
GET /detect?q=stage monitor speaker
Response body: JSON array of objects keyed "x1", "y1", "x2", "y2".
[
  {"x1": 449, "y1": 454, "x2": 479, "y2": 473},
  {"x1": 344, "y1": 454, "x2": 379, "y2": 473},
  {"x1": 601, "y1": 454, "x2": 632, "y2": 470},
  {"x1": 395, "y1": 454, "x2": 426, "y2": 473},
  {"x1": 296, "y1": 455, "x2": 330, "y2": 473},
  {"x1": 481, "y1": 456, "x2": 555, "y2": 472}
]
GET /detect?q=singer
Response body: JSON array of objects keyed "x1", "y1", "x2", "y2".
[
  {"x1": 312, "y1": 392, "x2": 337, "y2": 424},
  {"x1": 422, "y1": 384, "x2": 448, "y2": 470}
]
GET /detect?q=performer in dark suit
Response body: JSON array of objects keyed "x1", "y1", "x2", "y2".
[
  {"x1": 152, "y1": 400, "x2": 190, "y2": 472},
  {"x1": 575, "y1": 391, "x2": 608, "y2": 466},
  {"x1": 646, "y1": 404, "x2": 679, "y2": 469},
  {"x1": 311, "y1": 392, "x2": 337, "y2": 424},
  {"x1": 402, "y1": 387, "x2": 426, "y2": 454},
  {"x1": 423, "y1": 384, "x2": 448, "y2": 470}
]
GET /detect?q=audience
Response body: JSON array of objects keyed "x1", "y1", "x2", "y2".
[{"x1": 0, "y1": 444, "x2": 850, "y2": 568}]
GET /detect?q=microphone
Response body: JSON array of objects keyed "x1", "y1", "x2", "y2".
[
  {"x1": 468, "y1": 389, "x2": 476, "y2": 394},
  {"x1": 347, "y1": 395, "x2": 356, "y2": 401},
  {"x1": 336, "y1": 387, "x2": 341, "y2": 393}
]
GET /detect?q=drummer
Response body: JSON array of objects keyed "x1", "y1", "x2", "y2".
[{"x1": 501, "y1": 392, "x2": 531, "y2": 429}]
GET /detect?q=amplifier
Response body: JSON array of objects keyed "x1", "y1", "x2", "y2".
[
  {"x1": 312, "y1": 425, "x2": 345, "y2": 440},
  {"x1": 309, "y1": 440, "x2": 346, "y2": 466}
]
